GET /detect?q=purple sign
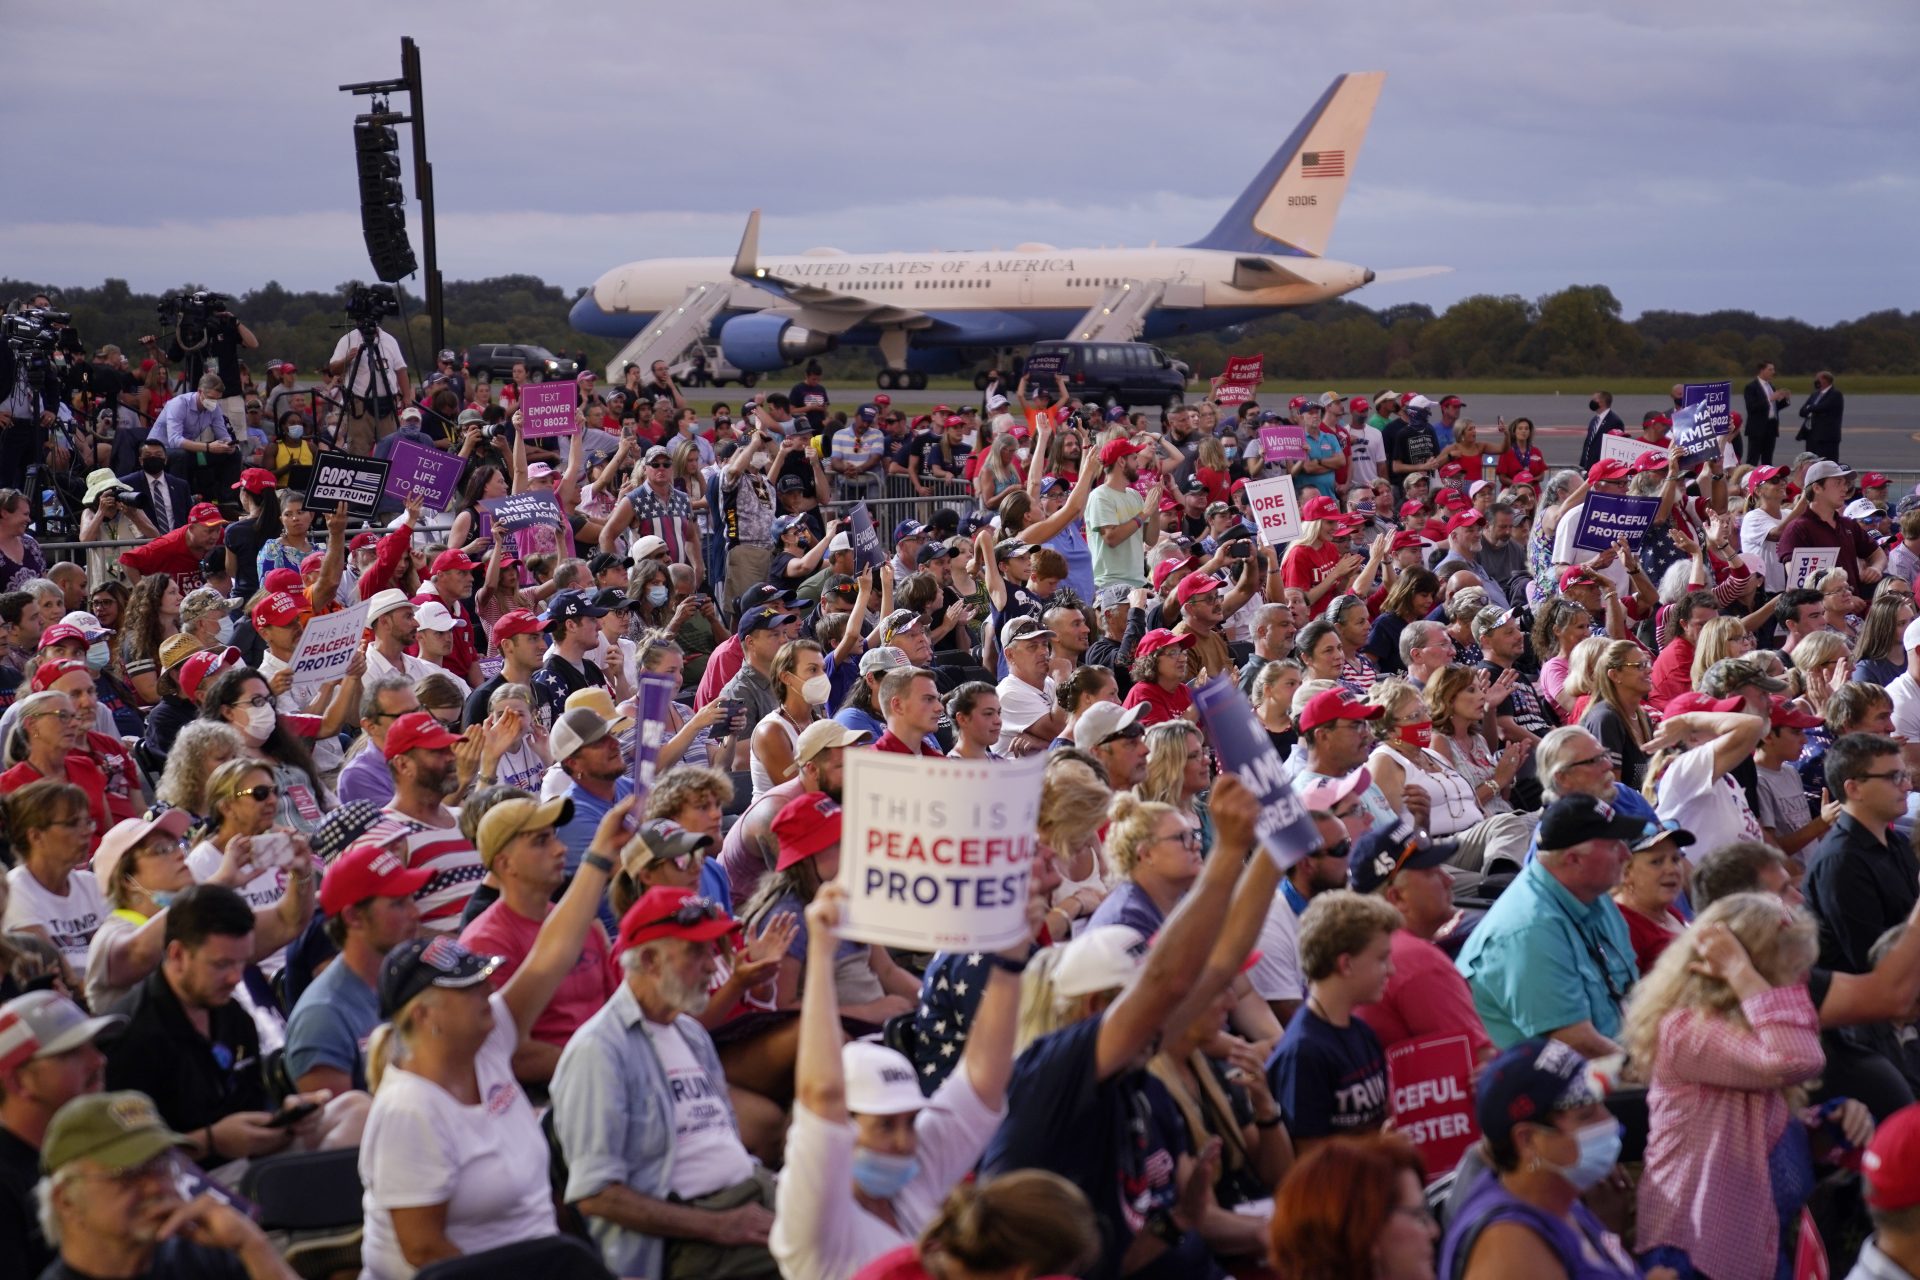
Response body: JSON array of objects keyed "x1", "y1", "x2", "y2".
[
  {"x1": 1259, "y1": 424, "x2": 1307, "y2": 463},
  {"x1": 519, "y1": 379, "x2": 578, "y2": 438},
  {"x1": 846, "y1": 501, "x2": 885, "y2": 571},
  {"x1": 1683, "y1": 380, "x2": 1732, "y2": 438},
  {"x1": 1571, "y1": 491, "x2": 1662, "y2": 554},
  {"x1": 1191, "y1": 674, "x2": 1323, "y2": 870},
  {"x1": 1670, "y1": 403, "x2": 1717, "y2": 466},
  {"x1": 382, "y1": 438, "x2": 465, "y2": 511},
  {"x1": 481, "y1": 490, "x2": 563, "y2": 533},
  {"x1": 627, "y1": 673, "x2": 677, "y2": 827}
]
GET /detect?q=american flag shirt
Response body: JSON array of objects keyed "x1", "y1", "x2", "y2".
[{"x1": 370, "y1": 813, "x2": 487, "y2": 933}]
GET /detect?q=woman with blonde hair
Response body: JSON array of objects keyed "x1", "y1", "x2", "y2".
[
  {"x1": 153, "y1": 720, "x2": 246, "y2": 820},
  {"x1": 1690, "y1": 615, "x2": 1757, "y2": 689},
  {"x1": 1136, "y1": 720, "x2": 1213, "y2": 850},
  {"x1": 1087, "y1": 791, "x2": 1195, "y2": 936},
  {"x1": 1626, "y1": 893, "x2": 1871, "y2": 1280},
  {"x1": 1579, "y1": 640, "x2": 1655, "y2": 790},
  {"x1": 1556, "y1": 633, "x2": 1612, "y2": 721},
  {"x1": 749, "y1": 638, "x2": 827, "y2": 799},
  {"x1": 854, "y1": 1169, "x2": 1098, "y2": 1280},
  {"x1": 1038, "y1": 755, "x2": 1112, "y2": 938},
  {"x1": 1368, "y1": 674, "x2": 1536, "y2": 874},
  {"x1": 1792, "y1": 629, "x2": 1851, "y2": 713},
  {"x1": 1816, "y1": 566, "x2": 1866, "y2": 641},
  {"x1": 1851, "y1": 590, "x2": 1916, "y2": 685}
]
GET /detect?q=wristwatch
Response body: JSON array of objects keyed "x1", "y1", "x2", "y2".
[
  {"x1": 1142, "y1": 1209, "x2": 1184, "y2": 1245},
  {"x1": 583, "y1": 852, "x2": 615, "y2": 876}
]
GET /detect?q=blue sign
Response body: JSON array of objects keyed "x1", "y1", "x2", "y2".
[
  {"x1": 1023, "y1": 352, "x2": 1066, "y2": 382},
  {"x1": 1571, "y1": 491, "x2": 1662, "y2": 554},
  {"x1": 1670, "y1": 403, "x2": 1717, "y2": 466},
  {"x1": 1683, "y1": 381, "x2": 1732, "y2": 438},
  {"x1": 627, "y1": 673, "x2": 677, "y2": 827},
  {"x1": 846, "y1": 501, "x2": 886, "y2": 571},
  {"x1": 1190, "y1": 675, "x2": 1324, "y2": 871}
]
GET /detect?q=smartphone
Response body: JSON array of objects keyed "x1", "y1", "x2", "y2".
[
  {"x1": 251, "y1": 833, "x2": 295, "y2": 872},
  {"x1": 1229, "y1": 540, "x2": 1252, "y2": 560},
  {"x1": 265, "y1": 1099, "x2": 321, "y2": 1130}
]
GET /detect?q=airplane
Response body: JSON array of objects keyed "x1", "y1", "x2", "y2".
[{"x1": 568, "y1": 71, "x2": 1446, "y2": 390}]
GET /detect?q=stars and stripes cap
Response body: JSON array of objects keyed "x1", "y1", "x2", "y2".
[
  {"x1": 378, "y1": 936, "x2": 502, "y2": 1018},
  {"x1": 0, "y1": 991, "x2": 125, "y2": 1075}
]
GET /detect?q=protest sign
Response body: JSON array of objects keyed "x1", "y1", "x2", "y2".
[
  {"x1": 1258, "y1": 424, "x2": 1307, "y2": 463},
  {"x1": 287, "y1": 598, "x2": 370, "y2": 702},
  {"x1": 305, "y1": 456, "x2": 390, "y2": 518},
  {"x1": 1222, "y1": 354, "x2": 1264, "y2": 388},
  {"x1": 1570, "y1": 492, "x2": 1662, "y2": 554},
  {"x1": 1191, "y1": 675, "x2": 1324, "y2": 870},
  {"x1": 837, "y1": 749, "x2": 1046, "y2": 952},
  {"x1": 1670, "y1": 403, "x2": 1718, "y2": 466},
  {"x1": 1386, "y1": 1035, "x2": 1479, "y2": 1174},
  {"x1": 626, "y1": 674, "x2": 676, "y2": 827},
  {"x1": 1597, "y1": 432, "x2": 1645, "y2": 468},
  {"x1": 1683, "y1": 380, "x2": 1733, "y2": 438},
  {"x1": 1794, "y1": 1207, "x2": 1829, "y2": 1280},
  {"x1": 1211, "y1": 376, "x2": 1253, "y2": 406},
  {"x1": 475, "y1": 656, "x2": 505, "y2": 684},
  {"x1": 381, "y1": 438, "x2": 465, "y2": 511},
  {"x1": 481, "y1": 491, "x2": 563, "y2": 533},
  {"x1": 519, "y1": 379, "x2": 578, "y2": 438},
  {"x1": 846, "y1": 501, "x2": 886, "y2": 571},
  {"x1": 1789, "y1": 547, "x2": 1839, "y2": 588},
  {"x1": 1022, "y1": 352, "x2": 1065, "y2": 382},
  {"x1": 1242, "y1": 473, "x2": 1302, "y2": 547}
]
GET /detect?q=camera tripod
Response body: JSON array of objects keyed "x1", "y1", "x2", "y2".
[{"x1": 339, "y1": 322, "x2": 403, "y2": 456}]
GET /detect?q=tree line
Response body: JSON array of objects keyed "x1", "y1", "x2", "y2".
[{"x1": 7, "y1": 276, "x2": 1916, "y2": 383}]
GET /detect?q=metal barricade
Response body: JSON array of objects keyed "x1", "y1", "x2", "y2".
[{"x1": 821, "y1": 477, "x2": 981, "y2": 552}]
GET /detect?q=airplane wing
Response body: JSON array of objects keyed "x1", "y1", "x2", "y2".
[{"x1": 730, "y1": 210, "x2": 930, "y2": 333}]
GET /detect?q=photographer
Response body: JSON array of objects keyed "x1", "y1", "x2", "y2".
[
  {"x1": 326, "y1": 286, "x2": 411, "y2": 455},
  {"x1": 152, "y1": 291, "x2": 258, "y2": 438},
  {"x1": 0, "y1": 306, "x2": 72, "y2": 490},
  {"x1": 147, "y1": 372, "x2": 242, "y2": 501}
]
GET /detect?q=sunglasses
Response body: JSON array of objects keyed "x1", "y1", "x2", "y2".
[
  {"x1": 232, "y1": 783, "x2": 280, "y2": 802},
  {"x1": 649, "y1": 896, "x2": 723, "y2": 925}
]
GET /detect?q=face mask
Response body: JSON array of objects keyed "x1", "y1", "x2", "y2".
[
  {"x1": 287, "y1": 424, "x2": 304, "y2": 440},
  {"x1": 646, "y1": 585, "x2": 670, "y2": 607},
  {"x1": 753, "y1": 451, "x2": 772, "y2": 467},
  {"x1": 215, "y1": 616, "x2": 236, "y2": 647},
  {"x1": 142, "y1": 456, "x2": 167, "y2": 476},
  {"x1": 1540, "y1": 1119, "x2": 1623, "y2": 1191},
  {"x1": 1224, "y1": 445, "x2": 1238, "y2": 460},
  {"x1": 1016, "y1": 447, "x2": 1031, "y2": 464},
  {"x1": 144, "y1": 887, "x2": 179, "y2": 909},
  {"x1": 799, "y1": 674, "x2": 833, "y2": 707},
  {"x1": 201, "y1": 396, "x2": 221, "y2": 412},
  {"x1": 1398, "y1": 720, "x2": 1434, "y2": 748},
  {"x1": 241, "y1": 704, "x2": 276, "y2": 743},
  {"x1": 85, "y1": 640, "x2": 109, "y2": 672},
  {"x1": 850, "y1": 1148, "x2": 920, "y2": 1199},
  {"x1": 1588, "y1": 399, "x2": 1602, "y2": 413}
]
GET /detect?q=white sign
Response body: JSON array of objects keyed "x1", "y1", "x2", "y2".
[
  {"x1": 287, "y1": 599, "x2": 370, "y2": 703},
  {"x1": 1788, "y1": 547, "x2": 1839, "y2": 588},
  {"x1": 837, "y1": 749, "x2": 1047, "y2": 952},
  {"x1": 1597, "y1": 433, "x2": 1645, "y2": 468},
  {"x1": 1243, "y1": 473, "x2": 1302, "y2": 546}
]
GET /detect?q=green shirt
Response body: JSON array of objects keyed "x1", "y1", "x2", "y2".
[
  {"x1": 1454, "y1": 856, "x2": 1637, "y2": 1048},
  {"x1": 1085, "y1": 483, "x2": 1147, "y2": 589}
]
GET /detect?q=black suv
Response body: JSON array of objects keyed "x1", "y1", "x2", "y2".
[
  {"x1": 1024, "y1": 341, "x2": 1188, "y2": 408},
  {"x1": 465, "y1": 343, "x2": 578, "y2": 383}
]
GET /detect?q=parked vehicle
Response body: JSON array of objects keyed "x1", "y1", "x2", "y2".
[
  {"x1": 1023, "y1": 341, "x2": 1188, "y2": 408},
  {"x1": 465, "y1": 343, "x2": 578, "y2": 383},
  {"x1": 669, "y1": 342, "x2": 757, "y2": 388}
]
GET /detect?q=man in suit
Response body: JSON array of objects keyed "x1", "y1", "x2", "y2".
[
  {"x1": 1742, "y1": 360, "x2": 1792, "y2": 465},
  {"x1": 119, "y1": 438, "x2": 193, "y2": 532},
  {"x1": 1577, "y1": 390, "x2": 1624, "y2": 469},
  {"x1": 1798, "y1": 371, "x2": 1845, "y2": 461}
]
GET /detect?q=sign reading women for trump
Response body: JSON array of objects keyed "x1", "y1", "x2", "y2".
[
  {"x1": 837, "y1": 750, "x2": 1046, "y2": 952},
  {"x1": 1571, "y1": 492, "x2": 1662, "y2": 554}
]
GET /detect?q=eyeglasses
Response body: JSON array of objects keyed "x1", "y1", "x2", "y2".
[
  {"x1": 231, "y1": 784, "x2": 280, "y2": 802},
  {"x1": 1861, "y1": 770, "x2": 1913, "y2": 786},
  {"x1": 1316, "y1": 837, "x2": 1352, "y2": 863},
  {"x1": 646, "y1": 460, "x2": 673, "y2": 470},
  {"x1": 50, "y1": 815, "x2": 98, "y2": 833},
  {"x1": 27, "y1": 710, "x2": 85, "y2": 725},
  {"x1": 1614, "y1": 661, "x2": 1650, "y2": 672},
  {"x1": 236, "y1": 695, "x2": 274, "y2": 710},
  {"x1": 1154, "y1": 830, "x2": 1204, "y2": 850},
  {"x1": 1564, "y1": 753, "x2": 1611, "y2": 770},
  {"x1": 1391, "y1": 1204, "x2": 1436, "y2": 1226}
]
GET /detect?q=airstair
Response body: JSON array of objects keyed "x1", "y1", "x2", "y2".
[{"x1": 602, "y1": 282, "x2": 736, "y2": 381}]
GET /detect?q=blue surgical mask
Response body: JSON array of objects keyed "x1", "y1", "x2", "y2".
[
  {"x1": 850, "y1": 1147, "x2": 920, "y2": 1198},
  {"x1": 1545, "y1": 1120, "x2": 1623, "y2": 1191},
  {"x1": 646, "y1": 585, "x2": 669, "y2": 607},
  {"x1": 287, "y1": 424, "x2": 304, "y2": 440},
  {"x1": 1224, "y1": 445, "x2": 1238, "y2": 460},
  {"x1": 215, "y1": 616, "x2": 236, "y2": 647},
  {"x1": 85, "y1": 640, "x2": 110, "y2": 672}
]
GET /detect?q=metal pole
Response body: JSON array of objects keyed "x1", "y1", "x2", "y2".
[{"x1": 400, "y1": 37, "x2": 446, "y2": 356}]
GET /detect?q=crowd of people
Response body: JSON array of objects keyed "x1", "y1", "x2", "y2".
[{"x1": 1, "y1": 319, "x2": 1918, "y2": 1280}]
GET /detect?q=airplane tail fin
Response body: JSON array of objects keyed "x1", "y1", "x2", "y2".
[{"x1": 1187, "y1": 71, "x2": 1385, "y2": 259}]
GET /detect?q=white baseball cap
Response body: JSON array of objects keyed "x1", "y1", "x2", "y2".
[
  {"x1": 414, "y1": 600, "x2": 458, "y2": 632},
  {"x1": 1844, "y1": 497, "x2": 1882, "y2": 521},
  {"x1": 1804, "y1": 460, "x2": 1854, "y2": 485},
  {"x1": 1902, "y1": 617, "x2": 1920, "y2": 655},
  {"x1": 1051, "y1": 925, "x2": 1150, "y2": 999},
  {"x1": 630, "y1": 534, "x2": 667, "y2": 565},
  {"x1": 1072, "y1": 700, "x2": 1149, "y2": 751},
  {"x1": 842, "y1": 1041, "x2": 927, "y2": 1115},
  {"x1": 365, "y1": 588, "x2": 414, "y2": 624},
  {"x1": 827, "y1": 531, "x2": 852, "y2": 555}
]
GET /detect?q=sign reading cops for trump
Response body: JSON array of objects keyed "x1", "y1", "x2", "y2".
[
  {"x1": 1259, "y1": 424, "x2": 1307, "y2": 463},
  {"x1": 1243, "y1": 473, "x2": 1302, "y2": 546},
  {"x1": 1683, "y1": 380, "x2": 1732, "y2": 438},
  {"x1": 1191, "y1": 675, "x2": 1324, "y2": 871},
  {"x1": 1670, "y1": 404, "x2": 1718, "y2": 467},
  {"x1": 481, "y1": 491, "x2": 563, "y2": 533},
  {"x1": 846, "y1": 502, "x2": 886, "y2": 571},
  {"x1": 519, "y1": 379, "x2": 578, "y2": 438},
  {"x1": 305, "y1": 456, "x2": 390, "y2": 518},
  {"x1": 1387, "y1": 1034, "x2": 1479, "y2": 1174},
  {"x1": 1571, "y1": 492, "x2": 1662, "y2": 554},
  {"x1": 1789, "y1": 546, "x2": 1839, "y2": 588},
  {"x1": 381, "y1": 438, "x2": 465, "y2": 511},
  {"x1": 287, "y1": 598, "x2": 371, "y2": 702},
  {"x1": 626, "y1": 674, "x2": 676, "y2": 828},
  {"x1": 837, "y1": 750, "x2": 1046, "y2": 952}
]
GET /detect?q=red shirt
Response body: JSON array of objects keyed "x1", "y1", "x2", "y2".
[
  {"x1": 1352, "y1": 928, "x2": 1493, "y2": 1060},
  {"x1": 1620, "y1": 902, "x2": 1688, "y2": 976},
  {"x1": 0, "y1": 756, "x2": 112, "y2": 855},
  {"x1": 1122, "y1": 679, "x2": 1192, "y2": 727},
  {"x1": 1280, "y1": 539, "x2": 1344, "y2": 593},
  {"x1": 873, "y1": 729, "x2": 937, "y2": 755},
  {"x1": 1496, "y1": 445, "x2": 1545, "y2": 482},
  {"x1": 84, "y1": 731, "x2": 144, "y2": 827},
  {"x1": 117, "y1": 527, "x2": 207, "y2": 592},
  {"x1": 459, "y1": 899, "x2": 613, "y2": 1047},
  {"x1": 694, "y1": 634, "x2": 745, "y2": 709},
  {"x1": 1646, "y1": 635, "x2": 1695, "y2": 712}
]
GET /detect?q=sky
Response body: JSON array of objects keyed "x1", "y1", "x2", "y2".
[{"x1": 7, "y1": 0, "x2": 1918, "y2": 325}]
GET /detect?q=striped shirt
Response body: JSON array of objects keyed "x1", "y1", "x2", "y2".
[{"x1": 372, "y1": 812, "x2": 486, "y2": 933}]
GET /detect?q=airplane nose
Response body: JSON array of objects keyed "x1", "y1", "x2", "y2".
[
  {"x1": 569, "y1": 290, "x2": 623, "y2": 337},
  {"x1": 1363, "y1": 268, "x2": 1376, "y2": 285}
]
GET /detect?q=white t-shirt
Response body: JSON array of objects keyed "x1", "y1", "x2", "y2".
[
  {"x1": 1654, "y1": 741, "x2": 1767, "y2": 863},
  {"x1": 186, "y1": 839, "x2": 292, "y2": 977},
  {"x1": 258, "y1": 651, "x2": 344, "y2": 779},
  {"x1": 328, "y1": 328, "x2": 409, "y2": 399},
  {"x1": 646, "y1": 1015, "x2": 754, "y2": 1198},
  {"x1": 1890, "y1": 673, "x2": 1920, "y2": 744},
  {"x1": 3, "y1": 867, "x2": 108, "y2": 970},
  {"x1": 994, "y1": 674, "x2": 1057, "y2": 753},
  {"x1": 1551, "y1": 501, "x2": 1629, "y2": 594},
  {"x1": 770, "y1": 1069, "x2": 1004, "y2": 1280},
  {"x1": 1347, "y1": 425, "x2": 1386, "y2": 489},
  {"x1": 1248, "y1": 889, "x2": 1306, "y2": 1003},
  {"x1": 359, "y1": 992, "x2": 555, "y2": 1280},
  {"x1": 1741, "y1": 507, "x2": 1786, "y2": 593}
]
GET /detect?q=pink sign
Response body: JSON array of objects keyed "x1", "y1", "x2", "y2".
[
  {"x1": 1386, "y1": 1034, "x2": 1479, "y2": 1174},
  {"x1": 519, "y1": 379, "x2": 578, "y2": 438},
  {"x1": 1259, "y1": 424, "x2": 1307, "y2": 462}
]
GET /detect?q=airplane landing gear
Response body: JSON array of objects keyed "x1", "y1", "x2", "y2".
[{"x1": 876, "y1": 370, "x2": 927, "y2": 391}]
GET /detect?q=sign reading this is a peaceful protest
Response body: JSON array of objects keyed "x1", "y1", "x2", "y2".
[
  {"x1": 1789, "y1": 546, "x2": 1839, "y2": 588},
  {"x1": 287, "y1": 599, "x2": 371, "y2": 702}
]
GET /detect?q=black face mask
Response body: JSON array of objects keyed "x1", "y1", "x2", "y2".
[
  {"x1": 141, "y1": 456, "x2": 167, "y2": 475},
  {"x1": 1588, "y1": 399, "x2": 1601, "y2": 413}
]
